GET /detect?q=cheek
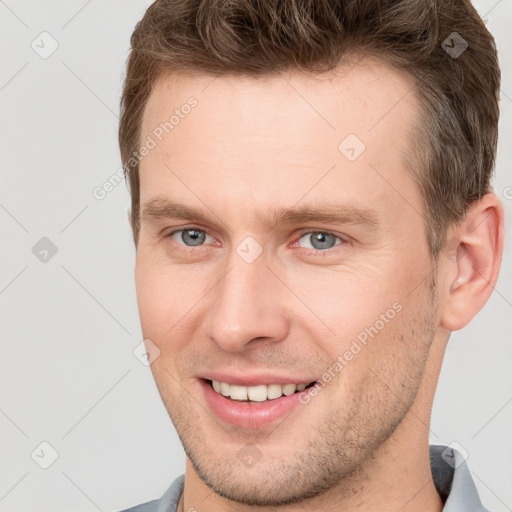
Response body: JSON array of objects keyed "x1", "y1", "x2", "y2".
[
  {"x1": 287, "y1": 264, "x2": 400, "y2": 341},
  {"x1": 318, "y1": 295, "x2": 426, "y2": 415},
  {"x1": 284, "y1": 253, "x2": 424, "y2": 379},
  {"x1": 135, "y1": 251, "x2": 212, "y2": 339}
]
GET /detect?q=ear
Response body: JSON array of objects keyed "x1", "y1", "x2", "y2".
[{"x1": 440, "y1": 193, "x2": 504, "y2": 332}]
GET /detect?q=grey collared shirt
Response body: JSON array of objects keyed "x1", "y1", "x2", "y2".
[{"x1": 120, "y1": 445, "x2": 490, "y2": 512}]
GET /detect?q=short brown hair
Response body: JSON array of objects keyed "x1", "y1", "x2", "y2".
[{"x1": 119, "y1": 0, "x2": 500, "y2": 257}]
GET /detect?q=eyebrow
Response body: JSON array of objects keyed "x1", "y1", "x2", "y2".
[{"x1": 140, "y1": 196, "x2": 380, "y2": 231}]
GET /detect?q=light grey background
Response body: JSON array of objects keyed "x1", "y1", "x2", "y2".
[{"x1": 0, "y1": 1, "x2": 510, "y2": 511}]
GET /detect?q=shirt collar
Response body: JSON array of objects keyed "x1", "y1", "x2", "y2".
[{"x1": 429, "y1": 445, "x2": 489, "y2": 511}]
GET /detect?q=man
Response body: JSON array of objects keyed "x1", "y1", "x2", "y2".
[{"x1": 118, "y1": 0, "x2": 504, "y2": 510}]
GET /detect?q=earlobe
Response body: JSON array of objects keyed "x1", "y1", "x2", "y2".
[{"x1": 440, "y1": 194, "x2": 504, "y2": 332}]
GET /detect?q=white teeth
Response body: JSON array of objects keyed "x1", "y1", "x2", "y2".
[
  {"x1": 220, "y1": 381, "x2": 230, "y2": 397},
  {"x1": 267, "y1": 384, "x2": 283, "y2": 400},
  {"x1": 282, "y1": 383, "x2": 297, "y2": 396},
  {"x1": 229, "y1": 384, "x2": 248, "y2": 401},
  {"x1": 210, "y1": 380, "x2": 314, "y2": 401},
  {"x1": 247, "y1": 385, "x2": 267, "y2": 402}
]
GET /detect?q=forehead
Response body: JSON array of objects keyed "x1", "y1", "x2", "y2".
[
  {"x1": 139, "y1": 58, "x2": 423, "y2": 233},
  {"x1": 142, "y1": 58, "x2": 417, "y2": 144}
]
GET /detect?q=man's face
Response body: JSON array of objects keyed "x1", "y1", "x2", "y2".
[{"x1": 136, "y1": 59, "x2": 441, "y2": 506}]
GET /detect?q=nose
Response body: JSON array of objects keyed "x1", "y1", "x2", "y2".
[{"x1": 204, "y1": 250, "x2": 290, "y2": 352}]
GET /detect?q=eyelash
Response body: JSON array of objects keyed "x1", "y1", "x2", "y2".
[{"x1": 165, "y1": 226, "x2": 348, "y2": 256}]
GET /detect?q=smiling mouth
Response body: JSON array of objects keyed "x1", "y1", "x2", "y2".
[{"x1": 206, "y1": 379, "x2": 318, "y2": 403}]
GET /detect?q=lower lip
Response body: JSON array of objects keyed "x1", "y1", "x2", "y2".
[{"x1": 200, "y1": 379, "x2": 311, "y2": 429}]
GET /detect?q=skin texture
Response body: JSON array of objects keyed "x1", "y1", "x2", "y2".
[{"x1": 134, "y1": 58, "x2": 503, "y2": 512}]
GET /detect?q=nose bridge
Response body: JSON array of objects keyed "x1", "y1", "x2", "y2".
[{"x1": 206, "y1": 248, "x2": 288, "y2": 351}]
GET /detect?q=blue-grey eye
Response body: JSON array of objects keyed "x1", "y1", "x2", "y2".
[
  {"x1": 172, "y1": 229, "x2": 209, "y2": 246},
  {"x1": 298, "y1": 232, "x2": 341, "y2": 250}
]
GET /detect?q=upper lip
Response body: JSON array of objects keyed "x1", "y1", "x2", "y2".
[{"x1": 198, "y1": 372, "x2": 318, "y2": 387}]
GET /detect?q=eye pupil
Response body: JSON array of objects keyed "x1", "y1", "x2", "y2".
[
  {"x1": 310, "y1": 232, "x2": 336, "y2": 250},
  {"x1": 182, "y1": 229, "x2": 205, "y2": 246}
]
